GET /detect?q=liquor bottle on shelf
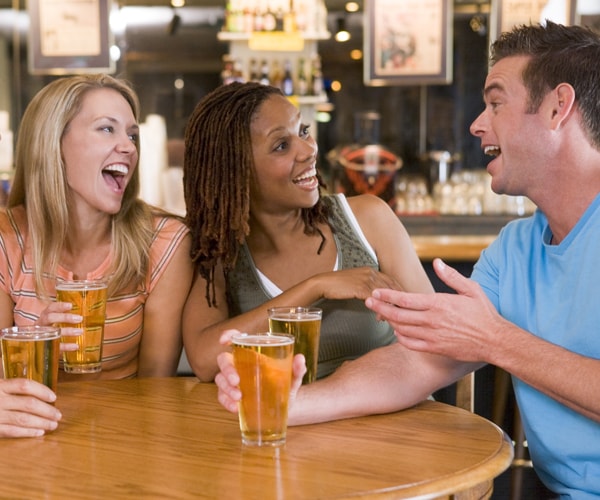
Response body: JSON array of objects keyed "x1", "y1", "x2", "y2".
[
  {"x1": 225, "y1": 1, "x2": 234, "y2": 32},
  {"x1": 259, "y1": 60, "x2": 270, "y2": 85},
  {"x1": 221, "y1": 56, "x2": 235, "y2": 85},
  {"x1": 282, "y1": 59, "x2": 294, "y2": 96},
  {"x1": 233, "y1": 58, "x2": 245, "y2": 82},
  {"x1": 253, "y1": 3, "x2": 265, "y2": 32},
  {"x1": 314, "y1": 0, "x2": 327, "y2": 35},
  {"x1": 263, "y1": 3, "x2": 277, "y2": 32},
  {"x1": 271, "y1": 59, "x2": 283, "y2": 91},
  {"x1": 311, "y1": 54, "x2": 324, "y2": 97},
  {"x1": 275, "y1": 6, "x2": 285, "y2": 31},
  {"x1": 243, "y1": 4, "x2": 254, "y2": 33},
  {"x1": 231, "y1": 0, "x2": 245, "y2": 32},
  {"x1": 249, "y1": 58, "x2": 260, "y2": 82},
  {"x1": 294, "y1": 0, "x2": 308, "y2": 33},
  {"x1": 284, "y1": 3, "x2": 296, "y2": 33},
  {"x1": 296, "y1": 57, "x2": 308, "y2": 96}
]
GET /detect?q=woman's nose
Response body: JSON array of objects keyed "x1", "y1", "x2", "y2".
[
  {"x1": 299, "y1": 137, "x2": 318, "y2": 161},
  {"x1": 117, "y1": 134, "x2": 137, "y2": 154}
]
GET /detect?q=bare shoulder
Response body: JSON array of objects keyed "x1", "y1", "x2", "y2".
[
  {"x1": 345, "y1": 194, "x2": 404, "y2": 231},
  {"x1": 345, "y1": 194, "x2": 396, "y2": 219}
]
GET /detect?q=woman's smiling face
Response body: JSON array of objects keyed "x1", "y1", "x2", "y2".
[
  {"x1": 61, "y1": 87, "x2": 139, "y2": 216},
  {"x1": 249, "y1": 94, "x2": 319, "y2": 214}
]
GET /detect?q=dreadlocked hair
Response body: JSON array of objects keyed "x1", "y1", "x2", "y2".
[{"x1": 183, "y1": 82, "x2": 331, "y2": 307}]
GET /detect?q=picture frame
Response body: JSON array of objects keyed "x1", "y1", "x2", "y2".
[
  {"x1": 28, "y1": 0, "x2": 114, "y2": 75},
  {"x1": 490, "y1": 0, "x2": 577, "y2": 41},
  {"x1": 364, "y1": 0, "x2": 453, "y2": 87},
  {"x1": 576, "y1": 14, "x2": 600, "y2": 33}
]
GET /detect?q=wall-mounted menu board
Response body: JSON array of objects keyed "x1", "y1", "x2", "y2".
[{"x1": 28, "y1": 0, "x2": 114, "y2": 75}]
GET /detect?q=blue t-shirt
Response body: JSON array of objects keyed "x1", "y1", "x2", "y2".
[{"x1": 471, "y1": 194, "x2": 600, "y2": 498}]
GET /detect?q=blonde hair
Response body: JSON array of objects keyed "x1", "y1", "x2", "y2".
[{"x1": 9, "y1": 74, "x2": 155, "y2": 297}]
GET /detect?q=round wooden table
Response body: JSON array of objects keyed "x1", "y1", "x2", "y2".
[{"x1": 0, "y1": 378, "x2": 513, "y2": 499}]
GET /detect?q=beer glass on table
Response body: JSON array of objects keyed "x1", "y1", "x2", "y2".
[
  {"x1": 1, "y1": 326, "x2": 61, "y2": 393},
  {"x1": 55, "y1": 279, "x2": 107, "y2": 374},
  {"x1": 231, "y1": 332, "x2": 295, "y2": 446},
  {"x1": 268, "y1": 306, "x2": 322, "y2": 384}
]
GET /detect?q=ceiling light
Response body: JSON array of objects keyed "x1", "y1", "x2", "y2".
[
  {"x1": 334, "y1": 18, "x2": 351, "y2": 42},
  {"x1": 350, "y1": 49, "x2": 362, "y2": 60}
]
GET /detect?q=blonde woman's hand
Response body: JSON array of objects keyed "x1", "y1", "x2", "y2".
[
  {"x1": 0, "y1": 379, "x2": 62, "y2": 438},
  {"x1": 35, "y1": 301, "x2": 82, "y2": 351}
]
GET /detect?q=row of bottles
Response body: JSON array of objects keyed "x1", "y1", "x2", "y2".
[
  {"x1": 221, "y1": 55, "x2": 325, "y2": 98},
  {"x1": 224, "y1": 0, "x2": 328, "y2": 36}
]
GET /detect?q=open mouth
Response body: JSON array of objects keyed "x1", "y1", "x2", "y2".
[
  {"x1": 102, "y1": 163, "x2": 129, "y2": 191},
  {"x1": 484, "y1": 145, "x2": 501, "y2": 157},
  {"x1": 292, "y1": 168, "x2": 318, "y2": 186}
]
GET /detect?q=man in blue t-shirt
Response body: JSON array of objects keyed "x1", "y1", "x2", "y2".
[{"x1": 215, "y1": 21, "x2": 600, "y2": 498}]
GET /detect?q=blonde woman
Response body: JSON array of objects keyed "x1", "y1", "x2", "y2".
[{"x1": 0, "y1": 74, "x2": 192, "y2": 437}]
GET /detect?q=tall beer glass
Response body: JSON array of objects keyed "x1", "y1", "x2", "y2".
[
  {"x1": 1, "y1": 326, "x2": 60, "y2": 392},
  {"x1": 268, "y1": 307, "x2": 322, "y2": 384},
  {"x1": 232, "y1": 332, "x2": 294, "y2": 446},
  {"x1": 56, "y1": 279, "x2": 107, "y2": 373}
]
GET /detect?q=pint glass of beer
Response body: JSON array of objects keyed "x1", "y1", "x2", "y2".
[
  {"x1": 268, "y1": 307, "x2": 322, "y2": 384},
  {"x1": 0, "y1": 326, "x2": 61, "y2": 392},
  {"x1": 231, "y1": 332, "x2": 295, "y2": 446},
  {"x1": 55, "y1": 279, "x2": 107, "y2": 374}
]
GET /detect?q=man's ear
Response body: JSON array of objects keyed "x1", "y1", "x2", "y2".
[{"x1": 550, "y1": 83, "x2": 576, "y2": 129}]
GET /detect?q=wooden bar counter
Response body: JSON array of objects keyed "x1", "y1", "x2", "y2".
[
  {"x1": 0, "y1": 378, "x2": 513, "y2": 499},
  {"x1": 401, "y1": 214, "x2": 514, "y2": 262},
  {"x1": 411, "y1": 234, "x2": 496, "y2": 261}
]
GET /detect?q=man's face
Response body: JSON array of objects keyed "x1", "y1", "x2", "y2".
[{"x1": 470, "y1": 55, "x2": 550, "y2": 198}]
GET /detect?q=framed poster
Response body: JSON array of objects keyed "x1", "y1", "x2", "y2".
[
  {"x1": 28, "y1": 0, "x2": 115, "y2": 75},
  {"x1": 364, "y1": 0, "x2": 453, "y2": 86},
  {"x1": 576, "y1": 14, "x2": 600, "y2": 33},
  {"x1": 491, "y1": 0, "x2": 577, "y2": 41}
]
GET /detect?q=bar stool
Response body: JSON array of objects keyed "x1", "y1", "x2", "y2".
[
  {"x1": 492, "y1": 368, "x2": 532, "y2": 500},
  {"x1": 455, "y1": 371, "x2": 475, "y2": 412}
]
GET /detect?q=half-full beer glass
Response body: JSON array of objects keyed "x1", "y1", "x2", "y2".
[
  {"x1": 232, "y1": 332, "x2": 295, "y2": 446},
  {"x1": 1, "y1": 326, "x2": 61, "y2": 392},
  {"x1": 56, "y1": 279, "x2": 107, "y2": 373},
  {"x1": 268, "y1": 306, "x2": 322, "y2": 384}
]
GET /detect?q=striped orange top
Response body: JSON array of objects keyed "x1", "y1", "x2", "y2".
[{"x1": 0, "y1": 205, "x2": 190, "y2": 380}]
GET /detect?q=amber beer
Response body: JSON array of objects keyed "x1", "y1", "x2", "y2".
[
  {"x1": 268, "y1": 307, "x2": 322, "y2": 384},
  {"x1": 232, "y1": 333, "x2": 294, "y2": 446},
  {"x1": 0, "y1": 326, "x2": 60, "y2": 392},
  {"x1": 56, "y1": 279, "x2": 107, "y2": 373}
]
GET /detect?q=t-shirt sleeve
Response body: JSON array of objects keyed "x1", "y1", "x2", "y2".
[
  {"x1": 146, "y1": 216, "x2": 190, "y2": 293},
  {"x1": 471, "y1": 233, "x2": 503, "y2": 311},
  {"x1": 0, "y1": 211, "x2": 14, "y2": 294}
]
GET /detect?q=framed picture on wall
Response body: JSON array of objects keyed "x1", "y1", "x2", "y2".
[
  {"x1": 577, "y1": 14, "x2": 600, "y2": 33},
  {"x1": 28, "y1": 0, "x2": 114, "y2": 75},
  {"x1": 490, "y1": 0, "x2": 577, "y2": 41},
  {"x1": 364, "y1": 0, "x2": 453, "y2": 86}
]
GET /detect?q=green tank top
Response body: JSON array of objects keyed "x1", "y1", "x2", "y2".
[{"x1": 226, "y1": 194, "x2": 396, "y2": 379}]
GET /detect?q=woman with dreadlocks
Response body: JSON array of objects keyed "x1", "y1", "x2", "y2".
[{"x1": 182, "y1": 81, "x2": 432, "y2": 382}]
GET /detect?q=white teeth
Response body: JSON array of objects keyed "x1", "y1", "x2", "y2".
[
  {"x1": 484, "y1": 146, "x2": 501, "y2": 157},
  {"x1": 294, "y1": 169, "x2": 317, "y2": 182},
  {"x1": 103, "y1": 164, "x2": 129, "y2": 175}
]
